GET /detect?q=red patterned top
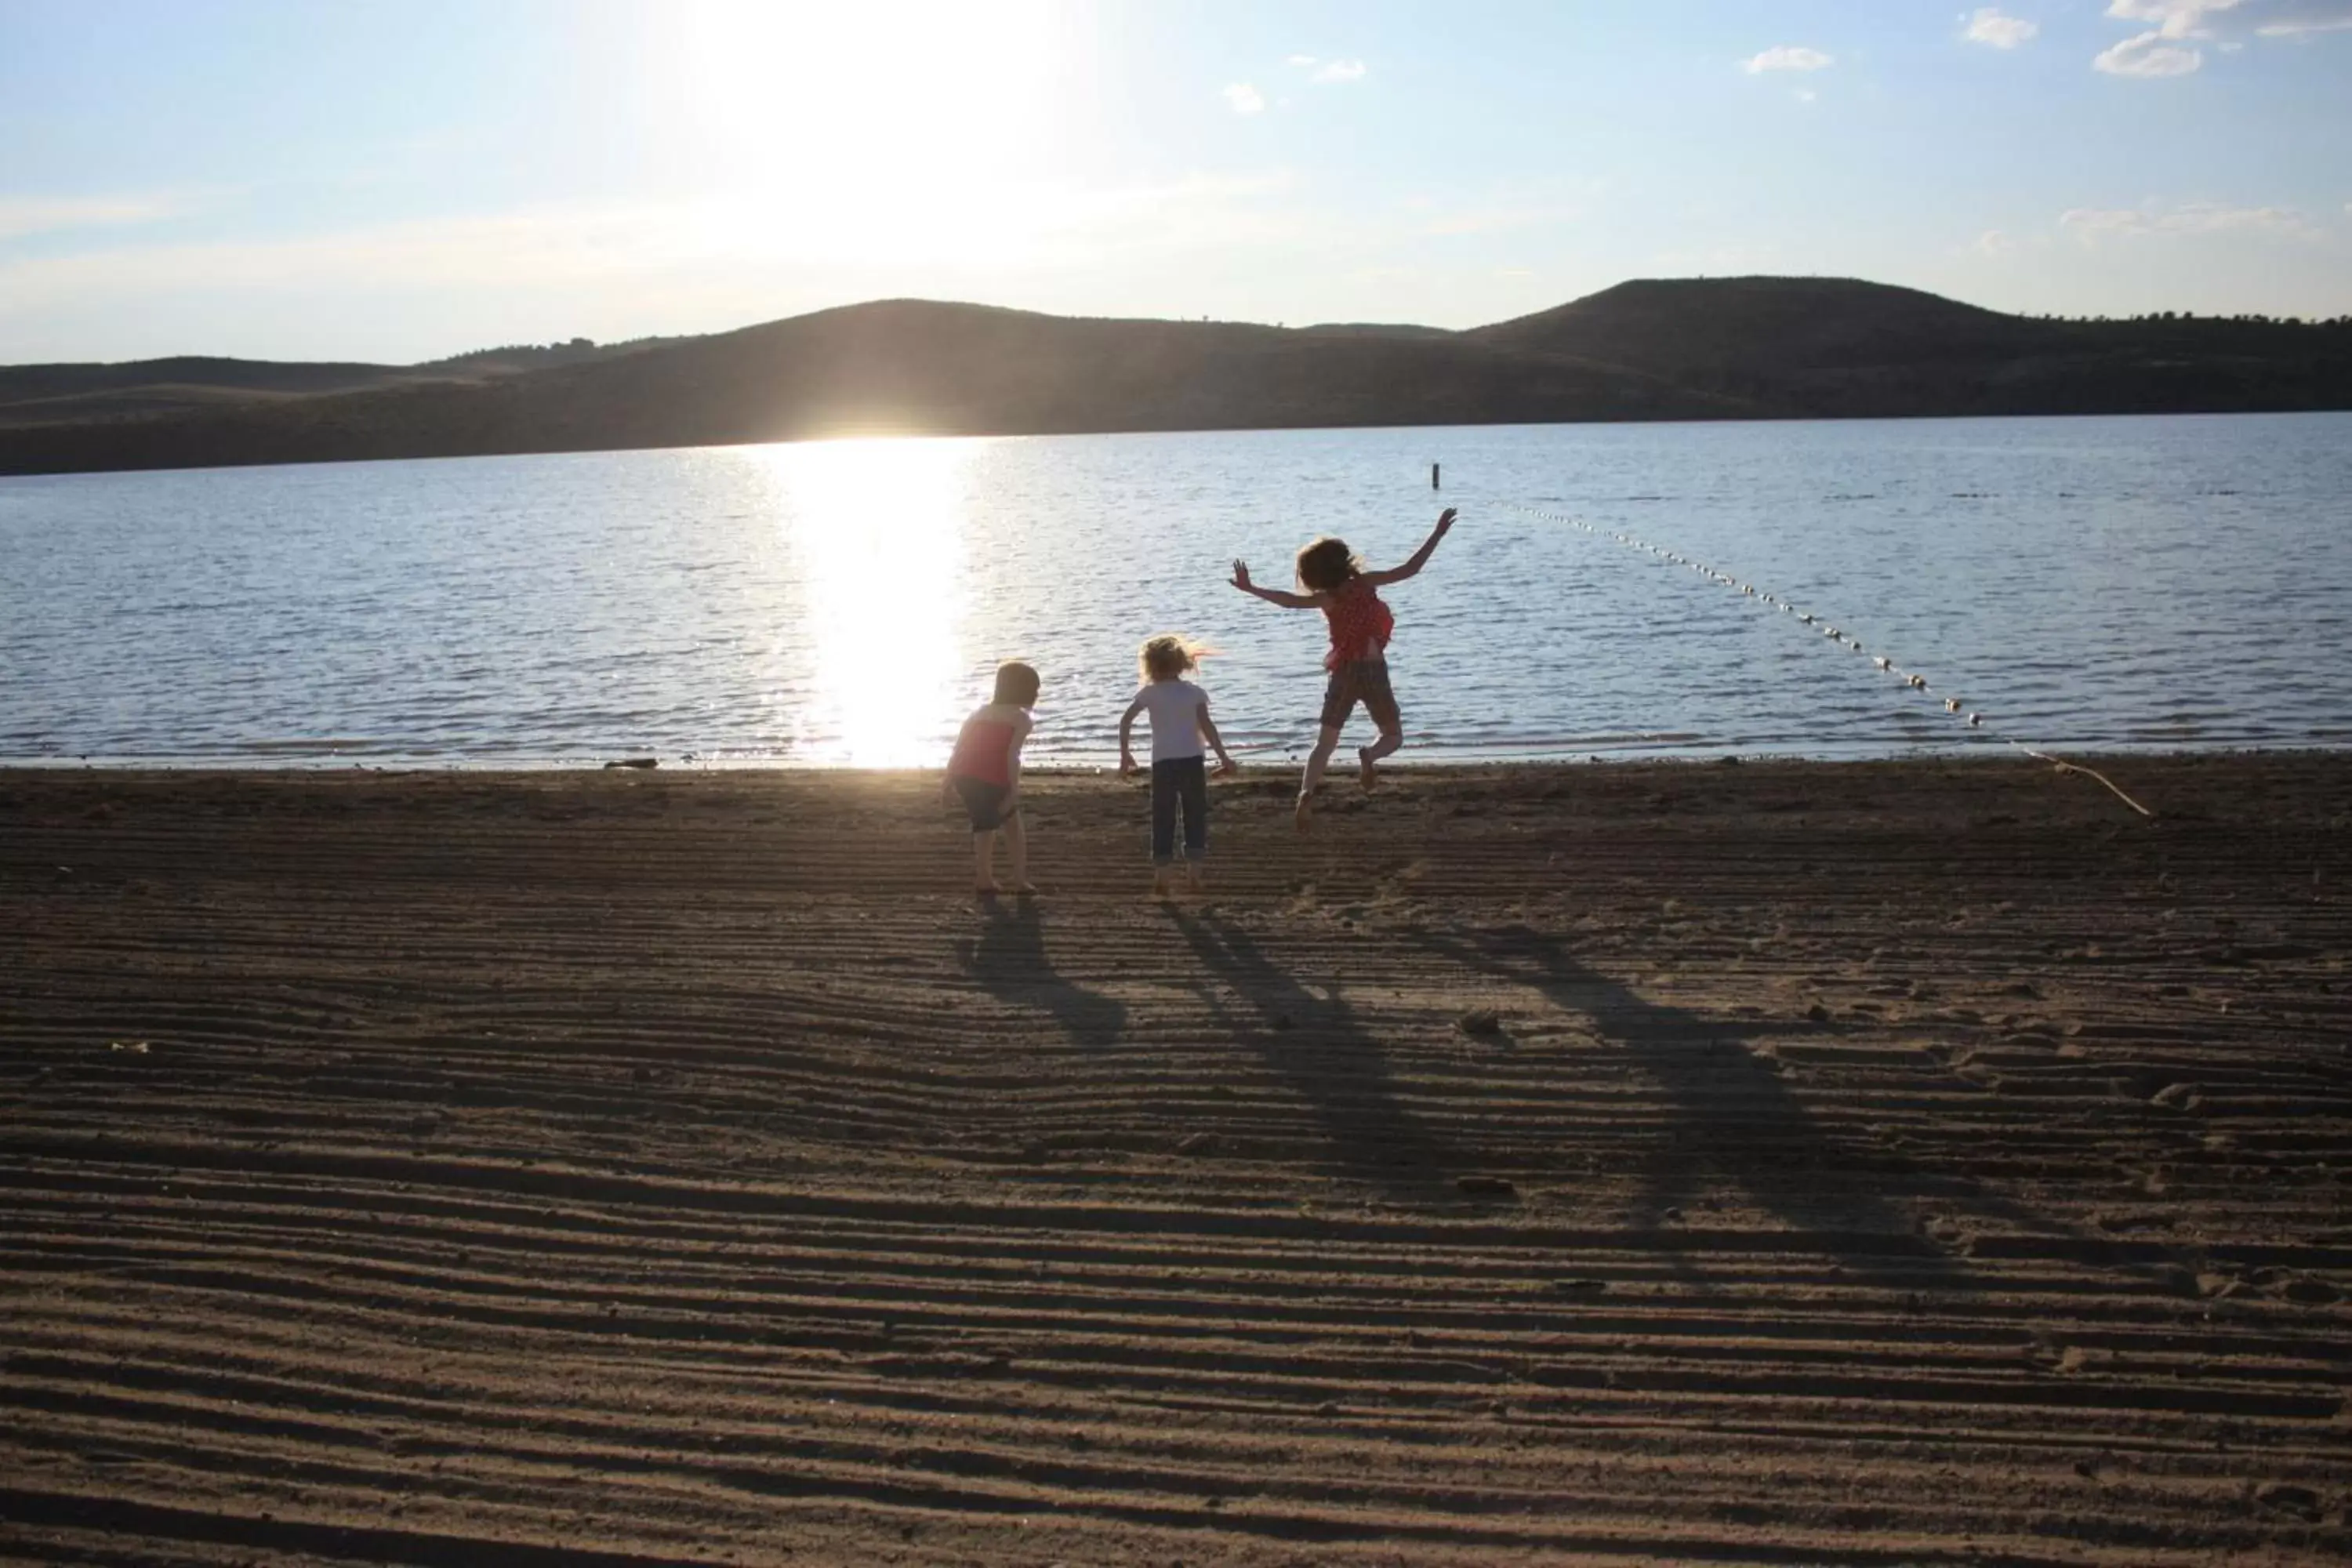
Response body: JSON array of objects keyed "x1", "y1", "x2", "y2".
[{"x1": 1319, "y1": 579, "x2": 1394, "y2": 670}]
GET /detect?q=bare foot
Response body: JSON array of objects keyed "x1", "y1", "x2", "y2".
[
  {"x1": 1294, "y1": 793, "x2": 1314, "y2": 834},
  {"x1": 1358, "y1": 746, "x2": 1377, "y2": 790},
  {"x1": 1185, "y1": 863, "x2": 1207, "y2": 893},
  {"x1": 1152, "y1": 870, "x2": 1174, "y2": 899}
]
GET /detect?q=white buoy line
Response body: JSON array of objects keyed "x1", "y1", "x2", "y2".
[{"x1": 1488, "y1": 499, "x2": 2154, "y2": 818}]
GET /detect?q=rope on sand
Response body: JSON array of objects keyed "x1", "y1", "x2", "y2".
[{"x1": 1491, "y1": 500, "x2": 2156, "y2": 820}]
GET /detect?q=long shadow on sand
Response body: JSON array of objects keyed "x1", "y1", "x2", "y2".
[
  {"x1": 1168, "y1": 906, "x2": 1461, "y2": 1197},
  {"x1": 954, "y1": 897, "x2": 1127, "y2": 1048},
  {"x1": 1410, "y1": 923, "x2": 1973, "y2": 1286}
]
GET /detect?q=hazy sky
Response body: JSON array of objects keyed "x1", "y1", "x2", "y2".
[{"x1": 4, "y1": 0, "x2": 2349, "y2": 363}]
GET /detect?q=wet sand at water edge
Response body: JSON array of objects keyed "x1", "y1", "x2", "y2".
[{"x1": 2, "y1": 756, "x2": 2349, "y2": 1566}]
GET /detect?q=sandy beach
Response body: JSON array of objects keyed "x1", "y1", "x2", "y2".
[{"x1": 2, "y1": 755, "x2": 2348, "y2": 1565}]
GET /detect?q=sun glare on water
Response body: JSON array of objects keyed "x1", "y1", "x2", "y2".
[{"x1": 746, "y1": 437, "x2": 975, "y2": 767}]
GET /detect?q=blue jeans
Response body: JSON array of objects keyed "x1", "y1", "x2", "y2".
[{"x1": 1151, "y1": 755, "x2": 1208, "y2": 864}]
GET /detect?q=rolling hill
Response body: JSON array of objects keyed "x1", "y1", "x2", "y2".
[
  {"x1": 0, "y1": 337, "x2": 673, "y2": 433},
  {"x1": 1472, "y1": 277, "x2": 2352, "y2": 417},
  {"x1": 2, "y1": 277, "x2": 2346, "y2": 475}
]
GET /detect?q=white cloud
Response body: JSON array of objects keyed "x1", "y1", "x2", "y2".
[
  {"x1": 0, "y1": 193, "x2": 198, "y2": 241},
  {"x1": 2094, "y1": 31, "x2": 2207, "y2": 69},
  {"x1": 1414, "y1": 200, "x2": 1583, "y2": 238},
  {"x1": 2094, "y1": 0, "x2": 2234, "y2": 74},
  {"x1": 1221, "y1": 82, "x2": 1265, "y2": 114},
  {"x1": 1394, "y1": 178, "x2": 1599, "y2": 241},
  {"x1": 0, "y1": 204, "x2": 690, "y2": 308},
  {"x1": 1975, "y1": 229, "x2": 2020, "y2": 256},
  {"x1": 2254, "y1": 0, "x2": 2352, "y2": 31},
  {"x1": 2092, "y1": 0, "x2": 2352, "y2": 73},
  {"x1": 2060, "y1": 201, "x2": 2316, "y2": 238},
  {"x1": 2106, "y1": 0, "x2": 2352, "y2": 31},
  {"x1": 1283, "y1": 54, "x2": 1367, "y2": 83},
  {"x1": 2105, "y1": 0, "x2": 2245, "y2": 34},
  {"x1": 1742, "y1": 45, "x2": 1835, "y2": 72},
  {"x1": 1964, "y1": 8, "x2": 2041, "y2": 47},
  {"x1": 0, "y1": 173, "x2": 1319, "y2": 326}
]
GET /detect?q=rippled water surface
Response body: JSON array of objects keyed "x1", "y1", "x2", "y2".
[{"x1": 4, "y1": 413, "x2": 2348, "y2": 767}]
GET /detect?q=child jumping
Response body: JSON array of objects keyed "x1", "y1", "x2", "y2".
[
  {"x1": 1118, "y1": 636, "x2": 1237, "y2": 895},
  {"x1": 944, "y1": 660, "x2": 1040, "y2": 895},
  {"x1": 1231, "y1": 506, "x2": 1456, "y2": 831}
]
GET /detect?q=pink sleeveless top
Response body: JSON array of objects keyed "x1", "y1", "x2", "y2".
[
  {"x1": 949, "y1": 715, "x2": 1018, "y2": 785},
  {"x1": 1319, "y1": 580, "x2": 1394, "y2": 670}
]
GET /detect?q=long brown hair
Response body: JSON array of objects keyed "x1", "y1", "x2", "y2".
[{"x1": 1294, "y1": 536, "x2": 1361, "y2": 592}]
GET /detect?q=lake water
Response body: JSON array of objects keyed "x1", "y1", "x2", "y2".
[{"x1": 4, "y1": 413, "x2": 2348, "y2": 768}]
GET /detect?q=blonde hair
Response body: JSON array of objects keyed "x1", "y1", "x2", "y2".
[{"x1": 1138, "y1": 634, "x2": 1198, "y2": 681}]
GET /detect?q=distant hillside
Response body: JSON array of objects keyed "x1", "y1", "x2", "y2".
[
  {"x1": 1473, "y1": 276, "x2": 2352, "y2": 417},
  {"x1": 0, "y1": 299, "x2": 1748, "y2": 474},
  {"x1": 2, "y1": 278, "x2": 2347, "y2": 474},
  {"x1": 0, "y1": 355, "x2": 409, "y2": 403},
  {"x1": 1474, "y1": 277, "x2": 2049, "y2": 370},
  {"x1": 0, "y1": 337, "x2": 677, "y2": 430},
  {"x1": 1298, "y1": 322, "x2": 1457, "y2": 340},
  {"x1": 413, "y1": 335, "x2": 682, "y2": 376}
]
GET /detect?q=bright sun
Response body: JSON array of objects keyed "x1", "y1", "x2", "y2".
[{"x1": 670, "y1": 2, "x2": 1068, "y2": 265}]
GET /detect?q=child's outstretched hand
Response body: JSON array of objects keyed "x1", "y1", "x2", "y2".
[
  {"x1": 1229, "y1": 559, "x2": 1254, "y2": 591},
  {"x1": 1436, "y1": 506, "x2": 1457, "y2": 530}
]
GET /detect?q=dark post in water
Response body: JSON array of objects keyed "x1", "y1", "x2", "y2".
[{"x1": 1431, "y1": 462, "x2": 1441, "y2": 490}]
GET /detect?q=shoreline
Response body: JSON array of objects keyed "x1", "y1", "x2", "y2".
[
  {"x1": 5, "y1": 754, "x2": 2349, "y2": 1562},
  {"x1": 6, "y1": 740, "x2": 2345, "y2": 775}
]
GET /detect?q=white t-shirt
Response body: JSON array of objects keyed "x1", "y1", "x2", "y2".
[{"x1": 1133, "y1": 679, "x2": 1209, "y2": 762}]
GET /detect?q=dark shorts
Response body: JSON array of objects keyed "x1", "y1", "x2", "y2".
[
  {"x1": 1320, "y1": 658, "x2": 1401, "y2": 731},
  {"x1": 953, "y1": 775, "x2": 1016, "y2": 832}
]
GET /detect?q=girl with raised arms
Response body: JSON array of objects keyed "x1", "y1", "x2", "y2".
[{"x1": 1231, "y1": 507, "x2": 1456, "y2": 831}]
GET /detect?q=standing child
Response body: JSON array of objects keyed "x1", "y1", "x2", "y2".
[
  {"x1": 1231, "y1": 506, "x2": 1456, "y2": 831},
  {"x1": 1117, "y1": 636, "x2": 1237, "y2": 895},
  {"x1": 944, "y1": 661, "x2": 1040, "y2": 895}
]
